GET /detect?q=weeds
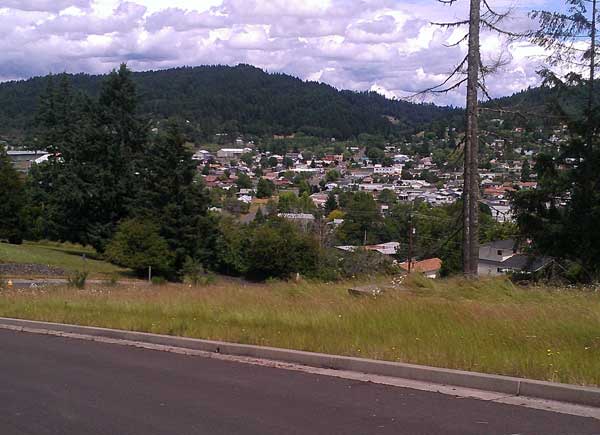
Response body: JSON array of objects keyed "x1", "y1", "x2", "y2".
[
  {"x1": 0, "y1": 276, "x2": 598, "y2": 386},
  {"x1": 67, "y1": 270, "x2": 88, "y2": 289}
]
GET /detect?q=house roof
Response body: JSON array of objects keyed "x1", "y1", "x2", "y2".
[
  {"x1": 335, "y1": 242, "x2": 400, "y2": 255},
  {"x1": 278, "y1": 213, "x2": 315, "y2": 220},
  {"x1": 480, "y1": 239, "x2": 516, "y2": 250},
  {"x1": 399, "y1": 258, "x2": 443, "y2": 273},
  {"x1": 501, "y1": 254, "x2": 553, "y2": 273}
]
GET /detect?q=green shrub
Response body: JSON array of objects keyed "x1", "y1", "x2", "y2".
[
  {"x1": 105, "y1": 218, "x2": 174, "y2": 277},
  {"x1": 245, "y1": 218, "x2": 320, "y2": 280},
  {"x1": 182, "y1": 257, "x2": 207, "y2": 286},
  {"x1": 67, "y1": 270, "x2": 89, "y2": 289}
]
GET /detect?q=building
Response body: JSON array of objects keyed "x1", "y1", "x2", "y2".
[
  {"x1": 497, "y1": 254, "x2": 554, "y2": 275},
  {"x1": 483, "y1": 200, "x2": 513, "y2": 222},
  {"x1": 373, "y1": 165, "x2": 395, "y2": 175},
  {"x1": 478, "y1": 240, "x2": 552, "y2": 277},
  {"x1": 478, "y1": 239, "x2": 519, "y2": 276},
  {"x1": 336, "y1": 242, "x2": 400, "y2": 256},
  {"x1": 192, "y1": 150, "x2": 213, "y2": 161},
  {"x1": 7, "y1": 150, "x2": 49, "y2": 172},
  {"x1": 399, "y1": 258, "x2": 443, "y2": 278},
  {"x1": 216, "y1": 148, "x2": 251, "y2": 159}
]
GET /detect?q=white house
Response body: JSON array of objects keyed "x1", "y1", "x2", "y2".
[
  {"x1": 478, "y1": 239, "x2": 519, "y2": 276},
  {"x1": 217, "y1": 148, "x2": 251, "y2": 159},
  {"x1": 373, "y1": 165, "x2": 394, "y2": 175}
]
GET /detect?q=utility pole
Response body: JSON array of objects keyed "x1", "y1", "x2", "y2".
[{"x1": 463, "y1": 0, "x2": 481, "y2": 277}]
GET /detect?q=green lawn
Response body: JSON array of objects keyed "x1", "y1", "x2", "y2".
[
  {"x1": 0, "y1": 241, "x2": 130, "y2": 277},
  {"x1": 0, "y1": 275, "x2": 598, "y2": 386}
]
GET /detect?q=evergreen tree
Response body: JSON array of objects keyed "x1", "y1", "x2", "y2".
[
  {"x1": 521, "y1": 160, "x2": 531, "y2": 182},
  {"x1": 29, "y1": 65, "x2": 148, "y2": 251},
  {"x1": 324, "y1": 192, "x2": 338, "y2": 215},
  {"x1": 336, "y1": 191, "x2": 382, "y2": 245},
  {"x1": 513, "y1": 0, "x2": 600, "y2": 280},
  {"x1": 131, "y1": 121, "x2": 212, "y2": 272},
  {"x1": 0, "y1": 145, "x2": 24, "y2": 244},
  {"x1": 235, "y1": 172, "x2": 252, "y2": 189}
]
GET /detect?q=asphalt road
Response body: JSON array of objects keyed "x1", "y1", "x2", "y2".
[{"x1": 0, "y1": 330, "x2": 598, "y2": 435}]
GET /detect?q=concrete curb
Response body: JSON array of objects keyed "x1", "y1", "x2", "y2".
[{"x1": 1, "y1": 317, "x2": 599, "y2": 408}]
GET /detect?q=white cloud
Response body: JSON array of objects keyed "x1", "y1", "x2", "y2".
[{"x1": 0, "y1": 0, "x2": 568, "y2": 105}]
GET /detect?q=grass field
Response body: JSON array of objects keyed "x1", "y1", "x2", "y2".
[
  {"x1": 0, "y1": 275, "x2": 598, "y2": 386},
  {"x1": 0, "y1": 241, "x2": 130, "y2": 277}
]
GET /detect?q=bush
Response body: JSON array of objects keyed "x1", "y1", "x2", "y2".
[
  {"x1": 105, "y1": 219, "x2": 174, "y2": 277},
  {"x1": 245, "y1": 218, "x2": 320, "y2": 280},
  {"x1": 67, "y1": 270, "x2": 89, "y2": 289},
  {"x1": 181, "y1": 257, "x2": 215, "y2": 286}
]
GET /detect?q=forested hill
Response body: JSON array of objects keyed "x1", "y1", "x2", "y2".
[
  {"x1": 0, "y1": 64, "x2": 463, "y2": 142},
  {"x1": 481, "y1": 81, "x2": 600, "y2": 128}
]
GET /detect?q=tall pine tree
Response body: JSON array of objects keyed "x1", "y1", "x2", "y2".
[
  {"x1": 29, "y1": 64, "x2": 147, "y2": 251},
  {"x1": 0, "y1": 144, "x2": 25, "y2": 244},
  {"x1": 132, "y1": 120, "x2": 212, "y2": 272}
]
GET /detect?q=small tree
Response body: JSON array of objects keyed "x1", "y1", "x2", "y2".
[
  {"x1": 521, "y1": 160, "x2": 531, "y2": 182},
  {"x1": 256, "y1": 178, "x2": 275, "y2": 198},
  {"x1": 245, "y1": 219, "x2": 320, "y2": 280},
  {"x1": 235, "y1": 172, "x2": 252, "y2": 189},
  {"x1": 326, "y1": 169, "x2": 341, "y2": 182},
  {"x1": 105, "y1": 219, "x2": 173, "y2": 277},
  {"x1": 324, "y1": 192, "x2": 338, "y2": 215},
  {"x1": 378, "y1": 189, "x2": 398, "y2": 206},
  {"x1": 298, "y1": 179, "x2": 312, "y2": 196}
]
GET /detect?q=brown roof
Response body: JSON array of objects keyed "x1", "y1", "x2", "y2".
[{"x1": 399, "y1": 258, "x2": 442, "y2": 273}]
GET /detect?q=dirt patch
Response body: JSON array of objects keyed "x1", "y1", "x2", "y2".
[{"x1": 0, "y1": 263, "x2": 66, "y2": 277}]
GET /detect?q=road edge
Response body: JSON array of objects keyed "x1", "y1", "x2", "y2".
[{"x1": 1, "y1": 316, "x2": 598, "y2": 408}]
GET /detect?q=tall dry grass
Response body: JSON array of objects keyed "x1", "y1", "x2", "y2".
[{"x1": 0, "y1": 275, "x2": 598, "y2": 386}]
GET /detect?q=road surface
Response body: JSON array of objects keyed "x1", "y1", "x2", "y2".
[{"x1": 0, "y1": 329, "x2": 598, "y2": 435}]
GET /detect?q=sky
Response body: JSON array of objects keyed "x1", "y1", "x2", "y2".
[{"x1": 0, "y1": 0, "x2": 570, "y2": 105}]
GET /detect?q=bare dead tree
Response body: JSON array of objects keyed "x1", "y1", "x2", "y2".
[{"x1": 413, "y1": 0, "x2": 528, "y2": 276}]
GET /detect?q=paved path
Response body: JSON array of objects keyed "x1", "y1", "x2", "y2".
[
  {"x1": 5, "y1": 279, "x2": 142, "y2": 289},
  {"x1": 0, "y1": 329, "x2": 598, "y2": 435}
]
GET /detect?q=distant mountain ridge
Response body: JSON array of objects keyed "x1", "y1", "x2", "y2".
[{"x1": 0, "y1": 64, "x2": 463, "y2": 142}]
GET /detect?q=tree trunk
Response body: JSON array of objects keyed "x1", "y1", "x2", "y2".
[{"x1": 463, "y1": 0, "x2": 481, "y2": 276}]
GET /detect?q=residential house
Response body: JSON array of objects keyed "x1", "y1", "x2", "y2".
[
  {"x1": 216, "y1": 148, "x2": 251, "y2": 159},
  {"x1": 336, "y1": 242, "x2": 400, "y2": 256},
  {"x1": 478, "y1": 239, "x2": 519, "y2": 276},
  {"x1": 399, "y1": 258, "x2": 443, "y2": 278},
  {"x1": 310, "y1": 193, "x2": 329, "y2": 208}
]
